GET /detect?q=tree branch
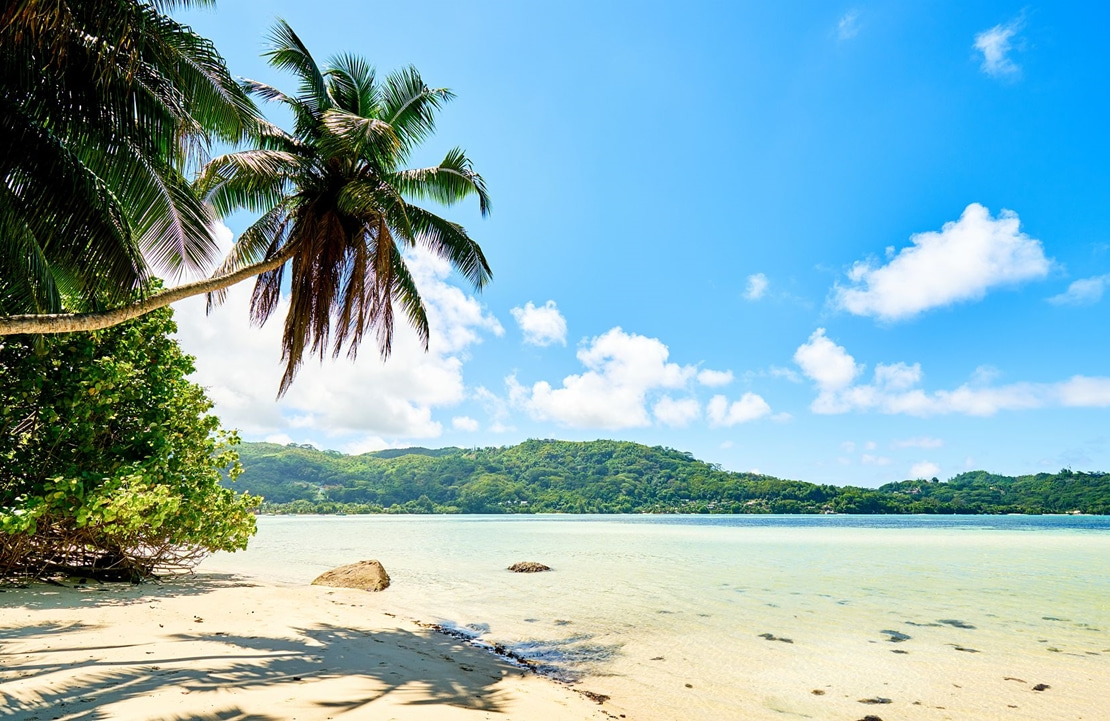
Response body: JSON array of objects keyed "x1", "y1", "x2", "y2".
[{"x1": 0, "y1": 243, "x2": 298, "y2": 335}]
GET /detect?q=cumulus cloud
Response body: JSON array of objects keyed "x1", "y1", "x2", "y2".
[
  {"x1": 837, "y1": 10, "x2": 861, "y2": 40},
  {"x1": 793, "y1": 328, "x2": 860, "y2": 402},
  {"x1": 793, "y1": 329, "x2": 1110, "y2": 416},
  {"x1": 342, "y1": 436, "x2": 391, "y2": 455},
  {"x1": 1048, "y1": 275, "x2": 1110, "y2": 306},
  {"x1": 974, "y1": 19, "x2": 1022, "y2": 78},
  {"x1": 513, "y1": 327, "x2": 696, "y2": 430},
  {"x1": 173, "y1": 241, "x2": 502, "y2": 442},
  {"x1": 743, "y1": 273, "x2": 769, "y2": 301},
  {"x1": 653, "y1": 396, "x2": 701, "y2": 428},
  {"x1": 452, "y1": 416, "x2": 479, "y2": 432},
  {"x1": 835, "y1": 204, "x2": 1052, "y2": 321},
  {"x1": 1057, "y1": 376, "x2": 1110, "y2": 407},
  {"x1": 861, "y1": 454, "x2": 891, "y2": 466},
  {"x1": 697, "y1": 368, "x2": 734, "y2": 387},
  {"x1": 910, "y1": 461, "x2": 941, "y2": 479},
  {"x1": 706, "y1": 393, "x2": 772, "y2": 427},
  {"x1": 510, "y1": 300, "x2": 567, "y2": 346}
]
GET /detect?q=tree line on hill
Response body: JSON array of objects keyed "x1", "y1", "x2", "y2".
[{"x1": 228, "y1": 439, "x2": 1110, "y2": 516}]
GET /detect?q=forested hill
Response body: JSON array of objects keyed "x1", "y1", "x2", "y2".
[{"x1": 228, "y1": 439, "x2": 1110, "y2": 515}]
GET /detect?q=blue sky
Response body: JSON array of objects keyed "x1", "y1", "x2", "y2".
[{"x1": 172, "y1": 1, "x2": 1110, "y2": 486}]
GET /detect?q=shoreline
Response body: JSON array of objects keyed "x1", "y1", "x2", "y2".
[{"x1": 0, "y1": 573, "x2": 622, "y2": 720}]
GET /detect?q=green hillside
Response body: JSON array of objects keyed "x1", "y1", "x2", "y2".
[{"x1": 226, "y1": 439, "x2": 1110, "y2": 515}]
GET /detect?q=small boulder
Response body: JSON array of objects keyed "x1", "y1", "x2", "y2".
[
  {"x1": 508, "y1": 561, "x2": 551, "y2": 573},
  {"x1": 312, "y1": 560, "x2": 390, "y2": 591}
]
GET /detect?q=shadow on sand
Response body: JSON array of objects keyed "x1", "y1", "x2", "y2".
[
  {"x1": 0, "y1": 573, "x2": 260, "y2": 612},
  {"x1": 0, "y1": 595, "x2": 518, "y2": 719}
]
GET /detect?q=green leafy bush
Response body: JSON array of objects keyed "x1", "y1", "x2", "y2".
[{"x1": 0, "y1": 306, "x2": 259, "y2": 580}]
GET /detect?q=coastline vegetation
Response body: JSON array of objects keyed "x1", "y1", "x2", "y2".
[
  {"x1": 232, "y1": 439, "x2": 1110, "y2": 516},
  {"x1": 0, "y1": 305, "x2": 258, "y2": 580}
]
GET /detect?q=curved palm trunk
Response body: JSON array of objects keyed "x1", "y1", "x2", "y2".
[{"x1": 0, "y1": 244, "x2": 297, "y2": 336}]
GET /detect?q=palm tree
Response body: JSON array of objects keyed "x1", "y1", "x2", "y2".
[
  {"x1": 0, "y1": 17, "x2": 491, "y2": 398},
  {"x1": 193, "y1": 20, "x2": 491, "y2": 394},
  {"x1": 0, "y1": 0, "x2": 258, "y2": 317}
]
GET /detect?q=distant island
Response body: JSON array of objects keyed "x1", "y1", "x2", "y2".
[{"x1": 225, "y1": 439, "x2": 1110, "y2": 516}]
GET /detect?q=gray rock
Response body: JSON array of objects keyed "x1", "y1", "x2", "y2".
[
  {"x1": 312, "y1": 560, "x2": 390, "y2": 591},
  {"x1": 508, "y1": 561, "x2": 552, "y2": 573}
]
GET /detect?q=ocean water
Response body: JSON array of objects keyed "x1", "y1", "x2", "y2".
[{"x1": 200, "y1": 515, "x2": 1110, "y2": 719}]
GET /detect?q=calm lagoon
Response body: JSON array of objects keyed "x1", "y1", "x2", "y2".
[{"x1": 201, "y1": 515, "x2": 1110, "y2": 719}]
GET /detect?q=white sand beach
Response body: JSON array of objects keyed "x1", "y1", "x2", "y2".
[{"x1": 0, "y1": 575, "x2": 619, "y2": 721}]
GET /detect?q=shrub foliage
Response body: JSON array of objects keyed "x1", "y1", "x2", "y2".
[{"x1": 0, "y1": 306, "x2": 258, "y2": 580}]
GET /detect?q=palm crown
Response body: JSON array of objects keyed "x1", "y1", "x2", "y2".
[
  {"x1": 197, "y1": 20, "x2": 491, "y2": 395},
  {"x1": 0, "y1": 0, "x2": 257, "y2": 316}
]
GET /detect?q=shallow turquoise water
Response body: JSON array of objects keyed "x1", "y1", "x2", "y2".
[{"x1": 201, "y1": 515, "x2": 1110, "y2": 719}]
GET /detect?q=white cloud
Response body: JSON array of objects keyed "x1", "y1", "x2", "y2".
[
  {"x1": 707, "y1": 393, "x2": 772, "y2": 427},
  {"x1": 743, "y1": 273, "x2": 769, "y2": 301},
  {"x1": 974, "y1": 19, "x2": 1022, "y2": 78},
  {"x1": 1048, "y1": 275, "x2": 1110, "y2": 306},
  {"x1": 861, "y1": 454, "x2": 891, "y2": 466},
  {"x1": 174, "y1": 240, "x2": 502, "y2": 442},
  {"x1": 970, "y1": 365, "x2": 1002, "y2": 385},
  {"x1": 1057, "y1": 376, "x2": 1110, "y2": 407},
  {"x1": 837, "y1": 10, "x2": 861, "y2": 40},
  {"x1": 474, "y1": 385, "x2": 510, "y2": 420},
  {"x1": 697, "y1": 368, "x2": 734, "y2": 387},
  {"x1": 452, "y1": 416, "x2": 479, "y2": 432},
  {"x1": 835, "y1": 204, "x2": 1052, "y2": 321},
  {"x1": 793, "y1": 328, "x2": 860, "y2": 411},
  {"x1": 720, "y1": 441, "x2": 734, "y2": 449},
  {"x1": 342, "y1": 436, "x2": 390, "y2": 455},
  {"x1": 510, "y1": 300, "x2": 567, "y2": 346},
  {"x1": 841, "y1": 441, "x2": 856, "y2": 453},
  {"x1": 910, "y1": 461, "x2": 941, "y2": 479},
  {"x1": 873, "y1": 362, "x2": 921, "y2": 391},
  {"x1": 653, "y1": 396, "x2": 701, "y2": 428},
  {"x1": 264, "y1": 433, "x2": 293, "y2": 445},
  {"x1": 863, "y1": 440, "x2": 878, "y2": 451},
  {"x1": 769, "y1": 366, "x2": 803, "y2": 383},
  {"x1": 515, "y1": 327, "x2": 696, "y2": 430},
  {"x1": 893, "y1": 436, "x2": 944, "y2": 449},
  {"x1": 793, "y1": 330, "x2": 1110, "y2": 417}
]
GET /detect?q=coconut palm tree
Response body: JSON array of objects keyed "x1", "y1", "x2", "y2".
[
  {"x1": 0, "y1": 0, "x2": 258, "y2": 317},
  {"x1": 193, "y1": 19, "x2": 491, "y2": 394},
  {"x1": 0, "y1": 17, "x2": 491, "y2": 399}
]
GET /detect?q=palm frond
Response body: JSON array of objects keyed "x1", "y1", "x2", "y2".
[
  {"x1": 380, "y1": 66, "x2": 454, "y2": 155},
  {"x1": 206, "y1": 203, "x2": 291, "y2": 311},
  {"x1": 325, "y1": 53, "x2": 377, "y2": 116},
  {"x1": 391, "y1": 147, "x2": 491, "y2": 216},
  {"x1": 195, "y1": 149, "x2": 302, "y2": 216},
  {"x1": 388, "y1": 251, "x2": 430, "y2": 352},
  {"x1": 320, "y1": 109, "x2": 399, "y2": 165},
  {"x1": 264, "y1": 19, "x2": 332, "y2": 117},
  {"x1": 401, "y1": 205, "x2": 491, "y2": 290}
]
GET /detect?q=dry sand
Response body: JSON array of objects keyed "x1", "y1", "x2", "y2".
[{"x1": 0, "y1": 574, "x2": 618, "y2": 721}]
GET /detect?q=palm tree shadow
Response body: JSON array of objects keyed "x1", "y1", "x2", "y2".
[
  {"x1": 0, "y1": 573, "x2": 260, "y2": 611},
  {"x1": 0, "y1": 621, "x2": 517, "y2": 719}
]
